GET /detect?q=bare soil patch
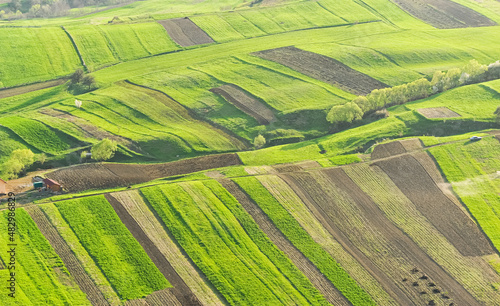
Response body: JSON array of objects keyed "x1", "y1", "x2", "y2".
[
  {"x1": 26, "y1": 206, "x2": 109, "y2": 305},
  {"x1": 210, "y1": 84, "x2": 276, "y2": 125},
  {"x1": 253, "y1": 46, "x2": 388, "y2": 95},
  {"x1": 0, "y1": 79, "x2": 65, "y2": 99},
  {"x1": 219, "y1": 179, "x2": 349, "y2": 306},
  {"x1": 371, "y1": 141, "x2": 406, "y2": 160},
  {"x1": 272, "y1": 163, "x2": 303, "y2": 173},
  {"x1": 400, "y1": 138, "x2": 423, "y2": 152},
  {"x1": 417, "y1": 107, "x2": 461, "y2": 119},
  {"x1": 46, "y1": 153, "x2": 242, "y2": 192},
  {"x1": 391, "y1": 0, "x2": 496, "y2": 28},
  {"x1": 374, "y1": 154, "x2": 494, "y2": 256},
  {"x1": 105, "y1": 194, "x2": 202, "y2": 306},
  {"x1": 157, "y1": 18, "x2": 214, "y2": 47}
]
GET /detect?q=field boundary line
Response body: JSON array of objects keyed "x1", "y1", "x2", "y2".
[{"x1": 61, "y1": 26, "x2": 88, "y2": 72}]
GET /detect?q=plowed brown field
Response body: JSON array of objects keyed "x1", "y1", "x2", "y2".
[
  {"x1": 0, "y1": 79, "x2": 65, "y2": 98},
  {"x1": 392, "y1": 0, "x2": 496, "y2": 28},
  {"x1": 105, "y1": 194, "x2": 202, "y2": 306},
  {"x1": 371, "y1": 141, "x2": 406, "y2": 159},
  {"x1": 253, "y1": 46, "x2": 388, "y2": 95},
  {"x1": 26, "y1": 206, "x2": 109, "y2": 306},
  {"x1": 374, "y1": 154, "x2": 494, "y2": 256},
  {"x1": 417, "y1": 107, "x2": 461, "y2": 118},
  {"x1": 46, "y1": 153, "x2": 242, "y2": 192},
  {"x1": 219, "y1": 179, "x2": 349, "y2": 306},
  {"x1": 210, "y1": 84, "x2": 276, "y2": 125},
  {"x1": 157, "y1": 18, "x2": 214, "y2": 47}
]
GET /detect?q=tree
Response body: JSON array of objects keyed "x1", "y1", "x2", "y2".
[
  {"x1": 327, "y1": 102, "x2": 363, "y2": 124},
  {"x1": 352, "y1": 96, "x2": 371, "y2": 113},
  {"x1": 442, "y1": 68, "x2": 462, "y2": 91},
  {"x1": 487, "y1": 61, "x2": 500, "y2": 80},
  {"x1": 37, "y1": 153, "x2": 47, "y2": 165},
  {"x1": 70, "y1": 68, "x2": 84, "y2": 84},
  {"x1": 91, "y1": 139, "x2": 117, "y2": 161},
  {"x1": 3, "y1": 149, "x2": 35, "y2": 179},
  {"x1": 431, "y1": 71, "x2": 445, "y2": 93},
  {"x1": 81, "y1": 75, "x2": 95, "y2": 90},
  {"x1": 495, "y1": 106, "x2": 500, "y2": 124},
  {"x1": 253, "y1": 135, "x2": 266, "y2": 149},
  {"x1": 462, "y1": 59, "x2": 487, "y2": 83}
]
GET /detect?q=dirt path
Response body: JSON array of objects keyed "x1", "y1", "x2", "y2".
[
  {"x1": 26, "y1": 206, "x2": 109, "y2": 306},
  {"x1": 105, "y1": 194, "x2": 202, "y2": 306},
  {"x1": 0, "y1": 79, "x2": 65, "y2": 99},
  {"x1": 218, "y1": 178, "x2": 350, "y2": 306}
]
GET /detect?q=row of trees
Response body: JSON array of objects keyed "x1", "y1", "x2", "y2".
[
  {"x1": 327, "y1": 59, "x2": 500, "y2": 126},
  {"x1": 2, "y1": 149, "x2": 38, "y2": 179}
]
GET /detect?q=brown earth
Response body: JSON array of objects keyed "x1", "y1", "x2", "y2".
[
  {"x1": 272, "y1": 163, "x2": 304, "y2": 173},
  {"x1": 46, "y1": 153, "x2": 242, "y2": 192},
  {"x1": 391, "y1": 0, "x2": 496, "y2": 28},
  {"x1": 210, "y1": 84, "x2": 276, "y2": 125},
  {"x1": 218, "y1": 179, "x2": 350, "y2": 306},
  {"x1": 26, "y1": 206, "x2": 109, "y2": 305},
  {"x1": 105, "y1": 194, "x2": 201, "y2": 306},
  {"x1": 417, "y1": 107, "x2": 461, "y2": 118},
  {"x1": 371, "y1": 141, "x2": 406, "y2": 159},
  {"x1": 374, "y1": 154, "x2": 494, "y2": 256},
  {"x1": 399, "y1": 138, "x2": 423, "y2": 151},
  {"x1": 0, "y1": 79, "x2": 65, "y2": 99},
  {"x1": 253, "y1": 46, "x2": 388, "y2": 95},
  {"x1": 157, "y1": 18, "x2": 214, "y2": 47}
]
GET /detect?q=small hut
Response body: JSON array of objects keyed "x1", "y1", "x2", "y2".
[
  {"x1": 43, "y1": 178, "x2": 62, "y2": 192},
  {"x1": 0, "y1": 179, "x2": 6, "y2": 195}
]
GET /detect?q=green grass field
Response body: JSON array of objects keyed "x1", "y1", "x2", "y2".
[{"x1": 54, "y1": 196, "x2": 169, "y2": 300}]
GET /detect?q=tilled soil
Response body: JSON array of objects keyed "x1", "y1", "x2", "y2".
[
  {"x1": 0, "y1": 79, "x2": 65, "y2": 99},
  {"x1": 254, "y1": 46, "x2": 388, "y2": 95},
  {"x1": 219, "y1": 179, "x2": 350, "y2": 306},
  {"x1": 26, "y1": 206, "x2": 109, "y2": 306},
  {"x1": 371, "y1": 141, "x2": 406, "y2": 160},
  {"x1": 210, "y1": 84, "x2": 276, "y2": 125},
  {"x1": 392, "y1": 0, "x2": 496, "y2": 28},
  {"x1": 374, "y1": 154, "x2": 494, "y2": 256},
  {"x1": 157, "y1": 18, "x2": 214, "y2": 47},
  {"x1": 417, "y1": 107, "x2": 461, "y2": 118},
  {"x1": 46, "y1": 153, "x2": 242, "y2": 192},
  {"x1": 105, "y1": 194, "x2": 201, "y2": 306}
]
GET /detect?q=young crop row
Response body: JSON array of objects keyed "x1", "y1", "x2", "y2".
[
  {"x1": 232, "y1": 176, "x2": 375, "y2": 305},
  {"x1": 141, "y1": 182, "x2": 323, "y2": 305},
  {"x1": 54, "y1": 196, "x2": 169, "y2": 300}
]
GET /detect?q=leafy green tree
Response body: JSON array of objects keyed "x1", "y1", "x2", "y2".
[
  {"x1": 431, "y1": 71, "x2": 445, "y2": 93},
  {"x1": 82, "y1": 74, "x2": 95, "y2": 90},
  {"x1": 442, "y1": 68, "x2": 462, "y2": 91},
  {"x1": 91, "y1": 139, "x2": 117, "y2": 161},
  {"x1": 327, "y1": 102, "x2": 363, "y2": 124},
  {"x1": 70, "y1": 69, "x2": 84, "y2": 84},
  {"x1": 352, "y1": 96, "x2": 371, "y2": 113},
  {"x1": 253, "y1": 135, "x2": 266, "y2": 149},
  {"x1": 3, "y1": 149, "x2": 35, "y2": 179},
  {"x1": 462, "y1": 59, "x2": 487, "y2": 83}
]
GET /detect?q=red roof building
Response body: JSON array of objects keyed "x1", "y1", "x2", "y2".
[{"x1": 43, "y1": 178, "x2": 62, "y2": 192}]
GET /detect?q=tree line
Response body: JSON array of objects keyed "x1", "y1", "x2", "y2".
[{"x1": 327, "y1": 59, "x2": 500, "y2": 127}]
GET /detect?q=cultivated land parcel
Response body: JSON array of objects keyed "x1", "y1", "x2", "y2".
[{"x1": 1, "y1": 0, "x2": 500, "y2": 305}]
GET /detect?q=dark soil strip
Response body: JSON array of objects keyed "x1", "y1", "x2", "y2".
[
  {"x1": 391, "y1": 0, "x2": 496, "y2": 28},
  {"x1": 210, "y1": 84, "x2": 276, "y2": 125},
  {"x1": 322, "y1": 167, "x2": 479, "y2": 304},
  {"x1": 374, "y1": 154, "x2": 494, "y2": 256},
  {"x1": 417, "y1": 107, "x2": 461, "y2": 119},
  {"x1": 157, "y1": 18, "x2": 214, "y2": 47},
  {"x1": 279, "y1": 172, "x2": 415, "y2": 306},
  {"x1": 253, "y1": 46, "x2": 388, "y2": 95},
  {"x1": 371, "y1": 141, "x2": 406, "y2": 160},
  {"x1": 61, "y1": 26, "x2": 88, "y2": 71},
  {"x1": 146, "y1": 288, "x2": 182, "y2": 305},
  {"x1": 218, "y1": 179, "x2": 350, "y2": 306},
  {"x1": 0, "y1": 79, "x2": 65, "y2": 99},
  {"x1": 105, "y1": 194, "x2": 201, "y2": 306},
  {"x1": 26, "y1": 206, "x2": 109, "y2": 306}
]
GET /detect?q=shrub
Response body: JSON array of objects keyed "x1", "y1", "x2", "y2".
[{"x1": 91, "y1": 139, "x2": 117, "y2": 161}]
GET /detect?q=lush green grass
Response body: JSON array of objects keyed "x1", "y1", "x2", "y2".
[
  {"x1": 0, "y1": 209, "x2": 89, "y2": 305},
  {"x1": 0, "y1": 116, "x2": 71, "y2": 154},
  {"x1": 141, "y1": 182, "x2": 315, "y2": 305},
  {"x1": 233, "y1": 176, "x2": 375, "y2": 305},
  {"x1": 0, "y1": 27, "x2": 81, "y2": 88},
  {"x1": 428, "y1": 137, "x2": 500, "y2": 252},
  {"x1": 54, "y1": 196, "x2": 169, "y2": 300},
  {"x1": 203, "y1": 179, "x2": 330, "y2": 305}
]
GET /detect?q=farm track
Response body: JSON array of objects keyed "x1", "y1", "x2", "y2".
[
  {"x1": 391, "y1": 0, "x2": 496, "y2": 28},
  {"x1": 157, "y1": 18, "x2": 214, "y2": 47},
  {"x1": 281, "y1": 169, "x2": 480, "y2": 305},
  {"x1": 0, "y1": 79, "x2": 65, "y2": 99},
  {"x1": 26, "y1": 206, "x2": 109, "y2": 306},
  {"x1": 374, "y1": 154, "x2": 494, "y2": 256},
  {"x1": 210, "y1": 84, "x2": 276, "y2": 125},
  {"x1": 218, "y1": 178, "x2": 350, "y2": 306},
  {"x1": 105, "y1": 194, "x2": 202, "y2": 306},
  {"x1": 46, "y1": 153, "x2": 242, "y2": 192},
  {"x1": 253, "y1": 46, "x2": 388, "y2": 95}
]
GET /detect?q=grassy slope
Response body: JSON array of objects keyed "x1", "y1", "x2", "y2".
[
  {"x1": 54, "y1": 196, "x2": 170, "y2": 300},
  {"x1": 0, "y1": 209, "x2": 89, "y2": 305}
]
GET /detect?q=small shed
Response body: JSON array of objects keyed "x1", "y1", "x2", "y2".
[
  {"x1": 0, "y1": 179, "x2": 6, "y2": 195},
  {"x1": 43, "y1": 178, "x2": 62, "y2": 192},
  {"x1": 34, "y1": 181, "x2": 44, "y2": 189}
]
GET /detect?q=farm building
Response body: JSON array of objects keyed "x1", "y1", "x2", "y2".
[
  {"x1": 0, "y1": 179, "x2": 6, "y2": 194},
  {"x1": 43, "y1": 178, "x2": 62, "y2": 192}
]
